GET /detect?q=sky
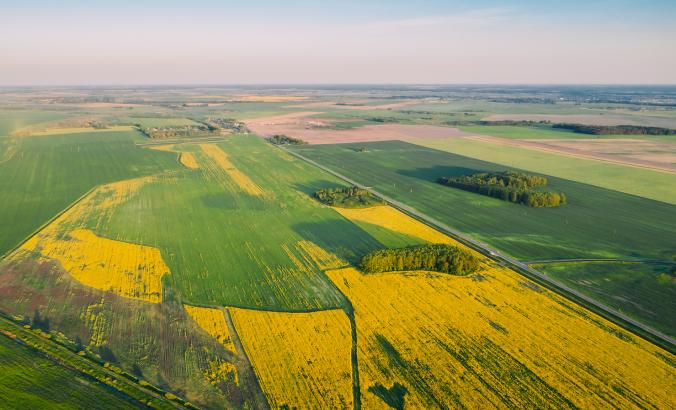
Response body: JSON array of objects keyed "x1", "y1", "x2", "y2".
[{"x1": 2, "y1": 0, "x2": 676, "y2": 85}]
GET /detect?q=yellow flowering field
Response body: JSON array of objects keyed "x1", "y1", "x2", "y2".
[
  {"x1": 179, "y1": 152, "x2": 199, "y2": 169},
  {"x1": 295, "y1": 240, "x2": 347, "y2": 271},
  {"x1": 147, "y1": 144, "x2": 175, "y2": 152},
  {"x1": 333, "y1": 205, "x2": 453, "y2": 245},
  {"x1": 326, "y1": 267, "x2": 675, "y2": 409},
  {"x1": 22, "y1": 229, "x2": 169, "y2": 303},
  {"x1": 229, "y1": 307, "x2": 354, "y2": 409},
  {"x1": 200, "y1": 144, "x2": 263, "y2": 195},
  {"x1": 184, "y1": 305, "x2": 236, "y2": 354}
]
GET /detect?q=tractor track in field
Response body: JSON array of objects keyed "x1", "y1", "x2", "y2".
[
  {"x1": 281, "y1": 146, "x2": 676, "y2": 353},
  {"x1": 221, "y1": 308, "x2": 270, "y2": 410}
]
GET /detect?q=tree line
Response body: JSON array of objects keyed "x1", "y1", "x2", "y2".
[
  {"x1": 267, "y1": 134, "x2": 307, "y2": 145},
  {"x1": 361, "y1": 244, "x2": 480, "y2": 276},
  {"x1": 315, "y1": 186, "x2": 384, "y2": 208},
  {"x1": 553, "y1": 123, "x2": 676, "y2": 135},
  {"x1": 438, "y1": 171, "x2": 567, "y2": 208}
]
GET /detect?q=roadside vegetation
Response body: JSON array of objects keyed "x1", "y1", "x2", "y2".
[
  {"x1": 360, "y1": 244, "x2": 480, "y2": 275},
  {"x1": 438, "y1": 171, "x2": 567, "y2": 207}
]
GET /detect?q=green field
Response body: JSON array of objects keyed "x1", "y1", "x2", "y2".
[
  {"x1": 292, "y1": 141, "x2": 676, "y2": 261},
  {"x1": 415, "y1": 137, "x2": 676, "y2": 204},
  {"x1": 0, "y1": 130, "x2": 178, "y2": 256},
  {"x1": 534, "y1": 262, "x2": 676, "y2": 336},
  {"x1": 292, "y1": 140, "x2": 676, "y2": 333},
  {"x1": 0, "y1": 335, "x2": 140, "y2": 409},
  {"x1": 1, "y1": 88, "x2": 675, "y2": 409},
  {"x1": 459, "y1": 125, "x2": 584, "y2": 139},
  {"x1": 89, "y1": 136, "x2": 393, "y2": 310}
]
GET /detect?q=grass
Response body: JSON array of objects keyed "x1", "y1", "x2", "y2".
[
  {"x1": 0, "y1": 130, "x2": 178, "y2": 257},
  {"x1": 414, "y1": 137, "x2": 676, "y2": 204},
  {"x1": 535, "y1": 261, "x2": 676, "y2": 337},
  {"x1": 0, "y1": 334, "x2": 141, "y2": 409}
]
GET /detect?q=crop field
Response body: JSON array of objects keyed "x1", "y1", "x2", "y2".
[
  {"x1": 230, "y1": 307, "x2": 354, "y2": 409},
  {"x1": 292, "y1": 141, "x2": 676, "y2": 335},
  {"x1": 0, "y1": 334, "x2": 141, "y2": 409},
  {"x1": 534, "y1": 261, "x2": 676, "y2": 335},
  {"x1": 292, "y1": 141, "x2": 676, "y2": 261},
  {"x1": 0, "y1": 87, "x2": 675, "y2": 409},
  {"x1": 415, "y1": 136, "x2": 676, "y2": 204},
  {"x1": 0, "y1": 130, "x2": 177, "y2": 257}
]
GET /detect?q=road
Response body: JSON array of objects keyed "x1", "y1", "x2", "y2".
[{"x1": 283, "y1": 147, "x2": 676, "y2": 350}]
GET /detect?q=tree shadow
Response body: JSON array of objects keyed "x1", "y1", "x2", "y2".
[
  {"x1": 292, "y1": 179, "x2": 344, "y2": 197},
  {"x1": 291, "y1": 219, "x2": 384, "y2": 265},
  {"x1": 396, "y1": 165, "x2": 483, "y2": 183}
]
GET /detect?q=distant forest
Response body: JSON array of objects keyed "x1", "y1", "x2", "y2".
[
  {"x1": 552, "y1": 123, "x2": 676, "y2": 135},
  {"x1": 438, "y1": 171, "x2": 567, "y2": 208},
  {"x1": 361, "y1": 244, "x2": 480, "y2": 276},
  {"x1": 315, "y1": 186, "x2": 384, "y2": 208}
]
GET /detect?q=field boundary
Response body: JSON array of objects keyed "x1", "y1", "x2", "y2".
[{"x1": 282, "y1": 146, "x2": 676, "y2": 354}]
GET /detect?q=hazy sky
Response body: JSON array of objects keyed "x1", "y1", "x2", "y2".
[{"x1": 2, "y1": 0, "x2": 676, "y2": 85}]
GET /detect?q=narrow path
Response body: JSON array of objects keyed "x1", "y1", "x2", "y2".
[
  {"x1": 221, "y1": 308, "x2": 270, "y2": 410},
  {"x1": 282, "y1": 147, "x2": 676, "y2": 352},
  {"x1": 345, "y1": 303, "x2": 362, "y2": 410}
]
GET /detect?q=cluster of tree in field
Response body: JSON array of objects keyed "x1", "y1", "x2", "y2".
[
  {"x1": 204, "y1": 117, "x2": 248, "y2": 133},
  {"x1": 266, "y1": 134, "x2": 308, "y2": 145},
  {"x1": 438, "y1": 171, "x2": 567, "y2": 208},
  {"x1": 361, "y1": 244, "x2": 480, "y2": 276},
  {"x1": 552, "y1": 123, "x2": 676, "y2": 135},
  {"x1": 314, "y1": 186, "x2": 384, "y2": 208},
  {"x1": 139, "y1": 124, "x2": 213, "y2": 139}
]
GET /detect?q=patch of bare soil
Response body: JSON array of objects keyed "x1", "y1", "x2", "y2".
[{"x1": 246, "y1": 112, "x2": 470, "y2": 144}]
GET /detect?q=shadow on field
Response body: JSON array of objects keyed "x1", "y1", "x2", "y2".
[
  {"x1": 397, "y1": 165, "x2": 484, "y2": 182},
  {"x1": 292, "y1": 179, "x2": 343, "y2": 196},
  {"x1": 292, "y1": 219, "x2": 383, "y2": 265}
]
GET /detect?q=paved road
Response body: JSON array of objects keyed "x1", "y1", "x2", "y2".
[{"x1": 284, "y1": 147, "x2": 676, "y2": 349}]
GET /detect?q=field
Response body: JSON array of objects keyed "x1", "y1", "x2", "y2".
[
  {"x1": 534, "y1": 261, "x2": 676, "y2": 334},
  {"x1": 0, "y1": 86, "x2": 675, "y2": 409},
  {"x1": 0, "y1": 334, "x2": 141, "y2": 409},
  {"x1": 0, "y1": 130, "x2": 177, "y2": 257},
  {"x1": 415, "y1": 136, "x2": 676, "y2": 204},
  {"x1": 292, "y1": 141, "x2": 676, "y2": 335}
]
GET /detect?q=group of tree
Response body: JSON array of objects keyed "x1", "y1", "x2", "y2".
[
  {"x1": 360, "y1": 244, "x2": 480, "y2": 276},
  {"x1": 438, "y1": 171, "x2": 567, "y2": 208},
  {"x1": 139, "y1": 124, "x2": 212, "y2": 139},
  {"x1": 314, "y1": 186, "x2": 384, "y2": 208},
  {"x1": 266, "y1": 134, "x2": 307, "y2": 145},
  {"x1": 553, "y1": 123, "x2": 676, "y2": 135},
  {"x1": 204, "y1": 117, "x2": 248, "y2": 133}
]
